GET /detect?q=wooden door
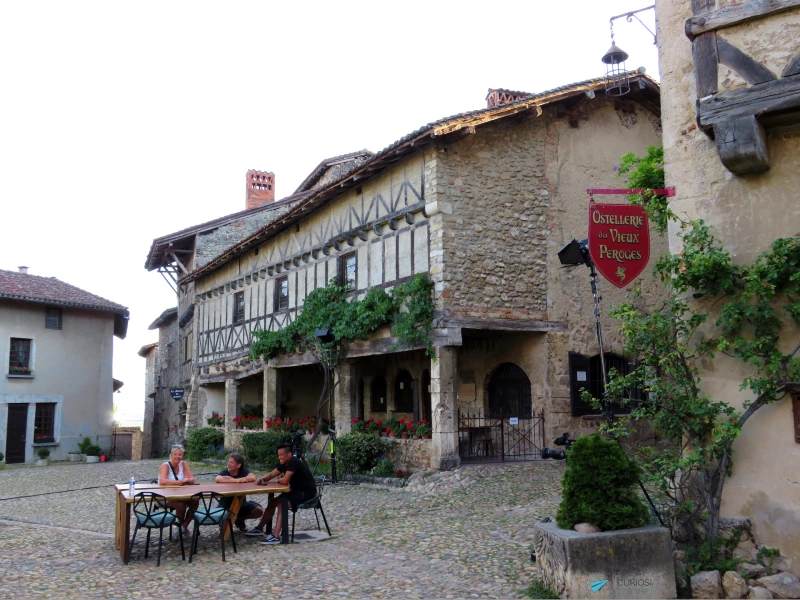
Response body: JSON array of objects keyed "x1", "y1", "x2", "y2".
[{"x1": 6, "y1": 404, "x2": 28, "y2": 463}]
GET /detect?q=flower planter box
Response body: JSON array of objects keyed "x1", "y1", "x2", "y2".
[
  {"x1": 68, "y1": 453, "x2": 84, "y2": 462},
  {"x1": 533, "y1": 521, "x2": 675, "y2": 599},
  {"x1": 85, "y1": 456, "x2": 100, "y2": 464},
  {"x1": 35, "y1": 459, "x2": 49, "y2": 467}
]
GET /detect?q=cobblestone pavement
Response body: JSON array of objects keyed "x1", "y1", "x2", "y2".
[{"x1": 0, "y1": 459, "x2": 564, "y2": 599}]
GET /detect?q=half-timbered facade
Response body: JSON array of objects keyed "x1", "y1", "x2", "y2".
[{"x1": 146, "y1": 72, "x2": 664, "y2": 470}]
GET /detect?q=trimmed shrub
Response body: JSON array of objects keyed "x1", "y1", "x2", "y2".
[
  {"x1": 37, "y1": 447, "x2": 51, "y2": 459},
  {"x1": 78, "y1": 436, "x2": 93, "y2": 455},
  {"x1": 372, "y1": 458, "x2": 395, "y2": 477},
  {"x1": 336, "y1": 432, "x2": 387, "y2": 473},
  {"x1": 240, "y1": 431, "x2": 297, "y2": 469},
  {"x1": 555, "y1": 433, "x2": 649, "y2": 532},
  {"x1": 85, "y1": 444, "x2": 102, "y2": 457},
  {"x1": 185, "y1": 427, "x2": 224, "y2": 461}
]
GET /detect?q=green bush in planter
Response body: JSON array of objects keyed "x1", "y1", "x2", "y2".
[
  {"x1": 556, "y1": 433, "x2": 649, "y2": 532},
  {"x1": 336, "y1": 432, "x2": 387, "y2": 473},
  {"x1": 85, "y1": 444, "x2": 102, "y2": 457},
  {"x1": 78, "y1": 436, "x2": 93, "y2": 455},
  {"x1": 240, "y1": 431, "x2": 297, "y2": 468},
  {"x1": 185, "y1": 427, "x2": 225, "y2": 461},
  {"x1": 37, "y1": 447, "x2": 51, "y2": 459}
]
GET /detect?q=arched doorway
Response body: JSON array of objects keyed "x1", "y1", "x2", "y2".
[
  {"x1": 394, "y1": 370, "x2": 413, "y2": 413},
  {"x1": 488, "y1": 362, "x2": 532, "y2": 418}
]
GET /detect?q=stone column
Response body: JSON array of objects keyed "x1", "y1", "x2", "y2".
[
  {"x1": 184, "y1": 374, "x2": 200, "y2": 431},
  {"x1": 363, "y1": 375, "x2": 373, "y2": 417},
  {"x1": 224, "y1": 379, "x2": 240, "y2": 446},
  {"x1": 262, "y1": 366, "x2": 278, "y2": 426},
  {"x1": 431, "y1": 346, "x2": 459, "y2": 470},
  {"x1": 334, "y1": 361, "x2": 355, "y2": 434}
]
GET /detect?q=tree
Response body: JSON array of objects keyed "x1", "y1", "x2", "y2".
[{"x1": 597, "y1": 148, "x2": 800, "y2": 554}]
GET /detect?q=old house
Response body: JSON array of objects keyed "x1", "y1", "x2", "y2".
[
  {"x1": 0, "y1": 267, "x2": 129, "y2": 463},
  {"x1": 146, "y1": 72, "x2": 664, "y2": 471},
  {"x1": 657, "y1": 0, "x2": 800, "y2": 571}
]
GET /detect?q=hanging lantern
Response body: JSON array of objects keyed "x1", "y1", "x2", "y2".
[{"x1": 602, "y1": 41, "x2": 630, "y2": 96}]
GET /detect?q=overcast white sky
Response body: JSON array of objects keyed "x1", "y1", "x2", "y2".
[{"x1": 0, "y1": 1, "x2": 660, "y2": 425}]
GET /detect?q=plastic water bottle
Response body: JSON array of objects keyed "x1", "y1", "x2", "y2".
[{"x1": 129, "y1": 476, "x2": 135, "y2": 496}]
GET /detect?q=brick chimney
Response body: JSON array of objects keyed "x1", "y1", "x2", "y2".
[
  {"x1": 246, "y1": 170, "x2": 275, "y2": 209},
  {"x1": 486, "y1": 88, "x2": 530, "y2": 108},
  {"x1": 18, "y1": 266, "x2": 28, "y2": 274}
]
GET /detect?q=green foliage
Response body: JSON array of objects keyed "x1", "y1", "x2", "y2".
[
  {"x1": 241, "y1": 403, "x2": 263, "y2": 419},
  {"x1": 78, "y1": 436, "x2": 93, "y2": 455},
  {"x1": 556, "y1": 434, "x2": 650, "y2": 531},
  {"x1": 524, "y1": 579, "x2": 561, "y2": 599},
  {"x1": 756, "y1": 546, "x2": 782, "y2": 576},
  {"x1": 37, "y1": 447, "x2": 51, "y2": 459},
  {"x1": 601, "y1": 148, "x2": 800, "y2": 554},
  {"x1": 372, "y1": 458, "x2": 396, "y2": 477},
  {"x1": 685, "y1": 536, "x2": 744, "y2": 575},
  {"x1": 617, "y1": 145, "x2": 671, "y2": 234},
  {"x1": 240, "y1": 431, "x2": 296, "y2": 469},
  {"x1": 0, "y1": 451, "x2": 4, "y2": 462},
  {"x1": 335, "y1": 432, "x2": 387, "y2": 474},
  {"x1": 185, "y1": 427, "x2": 225, "y2": 461},
  {"x1": 85, "y1": 444, "x2": 102, "y2": 457},
  {"x1": 250, "y1": 273, "x2": 435, "y2": 362}
]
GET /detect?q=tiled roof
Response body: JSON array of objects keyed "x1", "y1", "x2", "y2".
[
  {"x1": 137, "y1": 342, "x2": 158, "y2": 358},
  {"x1": 182, "y1": 71, "x2": 660, "y2": 284},
  {"x1": 0, "y1": 269, "x2": 130, "y2": 338},
  {"x1": 294, "y1": 149, "x2": 374, "y2": 194},
  {"x1": 148, "y1": 307, "x2": 178, "y2": 330}
]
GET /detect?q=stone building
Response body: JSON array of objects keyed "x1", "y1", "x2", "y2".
[
  {"x1": 657, "y1": 0, "x2": 800, "y2": 572},
  {"x1": 146, "y1": 72, "x2": 664, "y2": 470},
  {"x1": 0, "y1": 267, "x2": 129, "y2": 463}
]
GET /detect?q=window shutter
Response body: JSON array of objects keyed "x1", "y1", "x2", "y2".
[{"x1": 569, "y1": 352, "x2": 591, "y2": 417}]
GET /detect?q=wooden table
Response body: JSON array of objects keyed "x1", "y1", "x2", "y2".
[{"x1": 114, "y1": 482, "x2": 291, "y2": 562}]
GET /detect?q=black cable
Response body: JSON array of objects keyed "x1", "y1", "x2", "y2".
[{"x1": 0, "y1": 472, "x2": 223, "y2": 502}]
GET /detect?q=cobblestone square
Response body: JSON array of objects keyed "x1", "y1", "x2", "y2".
[{"x1": 0, "y1": 459, "x2": 564, "y2": 599}]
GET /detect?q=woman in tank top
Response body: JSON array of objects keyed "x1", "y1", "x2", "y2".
[{"x1": 158, "y1": 445, "x2": 198, "y2": 535}]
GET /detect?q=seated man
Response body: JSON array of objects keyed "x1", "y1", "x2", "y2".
[
  {"x1": 255, "y1": 444, "x2": 317, "y2": 545},
  {"x1": 215, "y1": 453, "x2": 265, "y2": 534}
]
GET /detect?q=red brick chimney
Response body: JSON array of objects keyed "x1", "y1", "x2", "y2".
[{"x1": 246, "y1": 170, "x2": 275, "y2": 209}]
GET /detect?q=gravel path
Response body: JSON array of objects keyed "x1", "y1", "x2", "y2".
[{"x1": 0, "y1": 459, "x2": 564, "y2": 599}]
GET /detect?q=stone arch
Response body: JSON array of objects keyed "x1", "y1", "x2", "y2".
[{"x1": 485, "y1": 362, "x2": 532, "y2": 418}]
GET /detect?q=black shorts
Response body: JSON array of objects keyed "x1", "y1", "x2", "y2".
[
  {"x1": 280, "y1": 490, "x2": 314, "y2": 508},
  {"x1": 238, "y1": 500, "x2": 261, "y2": 519}
]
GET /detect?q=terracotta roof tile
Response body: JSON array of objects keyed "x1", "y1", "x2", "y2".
[{"x1": 0, "y1": 269, "x2": 128, "y2": 315}]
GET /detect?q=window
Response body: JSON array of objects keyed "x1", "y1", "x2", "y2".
[
  {"x1": 275, "y1": 276, "x2": 289, "y2": 311},
  {"x1": 34, "y1": 403, "x2": 56, "y2": 443},
  {"x1": 339, "y1": 252, "x2": 357, "y2": 293},
  {"x1": 394, "y1": 370, "x2": 414, "y2": 412},
  {"x1": 233, "y1": 291, "x2": 245, "y2": 324},
  {"x1": 569, "y1": 352, "x2": 641, "y2": 416},
  {"x1": 9, "y1": 338, "x2": 32, "y2": 375},
  {"x1": 370, "y1": 377, "x2": 387, "y2": 412},
  {"x1": 45, "y1": 307, "x2": 62, "y2": 329}
]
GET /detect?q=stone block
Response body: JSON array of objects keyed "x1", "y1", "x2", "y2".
[
  {"x1": 756, "y1": 573, "x2": 800, "y2": 599},
  {"x1": 749, "y1": 586, "x2": 774, "y2": 599},
  {"x1": 533, "y1": 521, "x2": 676, "y2": 599},
  {"x1": 722, "y1": 571, "x2": 748, "y2": 599},
  {"x1": 691, "y1": 571, "x2": 723, "y2": 599}
]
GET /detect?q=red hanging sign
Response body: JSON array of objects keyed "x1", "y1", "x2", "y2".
[{"x1": 587, "y1": 201, "x2": 650, "y2": 288}]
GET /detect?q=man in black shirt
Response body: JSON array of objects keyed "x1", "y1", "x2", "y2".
[
  {"x1": 215, "y1": 453, "x2": 264, "y2": 534},
  {"x1": 255, "y1": 444, "x2": 317, "y2": 545}
]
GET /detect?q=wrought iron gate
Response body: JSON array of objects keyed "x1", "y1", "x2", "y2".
[{"x1": 458, "y1": 409, "x2": 545, "y2": 462}]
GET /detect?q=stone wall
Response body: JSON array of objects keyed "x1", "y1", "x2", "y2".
[
  {"x1": 151, "y1": 316, "x2": 183, "y2": 456},
  {"x1": 656, "y1": 0, "x2": 800, "y2": 573}
]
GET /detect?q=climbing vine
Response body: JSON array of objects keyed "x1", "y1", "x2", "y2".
[{"x1": 595, "y1": 147, "x2": 800, "y2": 556}]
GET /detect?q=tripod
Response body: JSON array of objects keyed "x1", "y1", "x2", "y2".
[{"x1": 310, "y1": 429, "x2": 356, "y2": 484}]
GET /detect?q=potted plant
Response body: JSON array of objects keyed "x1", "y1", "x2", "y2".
[
  {"x1": 351, "y1": 418, "x2": 366, "y2": 433},
  {"x1": 35, "y1": 447, "x2": 50, "y2": 467},
  {"x1": 393, "y1": 420, "x2": 406, "y2": 439},
  {"x1": 85, "y1": 444, "x2": 102, "y2": 463},
  {"x1": 206, "y1": 412, "x2": 224, "y2": 427},
  {"x1": 0, "y1": 451, "x2": 5, "y2": 470},
  {"x1": 416, "y1": 422, "x2": 432, "y2": 439}
]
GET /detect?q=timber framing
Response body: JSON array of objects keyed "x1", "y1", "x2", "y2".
[
  {"x1": 686, "y1": 0, "x2": 800, "y2": 175},
  {"x1": 180, "y1": 72, "x2": 660, "y2": 285}
]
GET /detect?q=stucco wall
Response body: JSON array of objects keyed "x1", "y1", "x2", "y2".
[
  {"x1": 0, "y1": 301, "x2": 115, "y2": 462},
  {"x1": 657, "y1": 0, "x2": 800, "y2": 570}
]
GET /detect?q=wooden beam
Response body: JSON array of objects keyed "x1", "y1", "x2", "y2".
[
  {"x1": 697, "y1": 75, "x2": 800, "y2": 128},
  {"x1": 717, "y1": 38, "x2": 776, "y2": 84},
  {"x1": 169, "y1": 252, "x2": 190, "y2": 276},
  {"x1": 782, "y1": 52, "x2": 800, "y2": 77},
  {"x1": 693, "y1": 32, "x2": 719, "y2": 98},
  {"x1": 686, "y1": 0, "x2": 800, "y2": 39},
  {"x1": 712, "y1": 115, "x2": 771, "y2": 175},
  {"x1": 443, "y1": 317, "x2": 568, "y2": 333}
]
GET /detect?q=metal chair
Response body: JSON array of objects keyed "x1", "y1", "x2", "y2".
[
  {"x1": 126, "y1": 492, "x2": 185, "y2": 567},
  {"x1": 188, "y1": 491, "x2": 237, "y2": 563},
  {"x1": 291, "y1": 476, "x2": 332, "y2": 542}
]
